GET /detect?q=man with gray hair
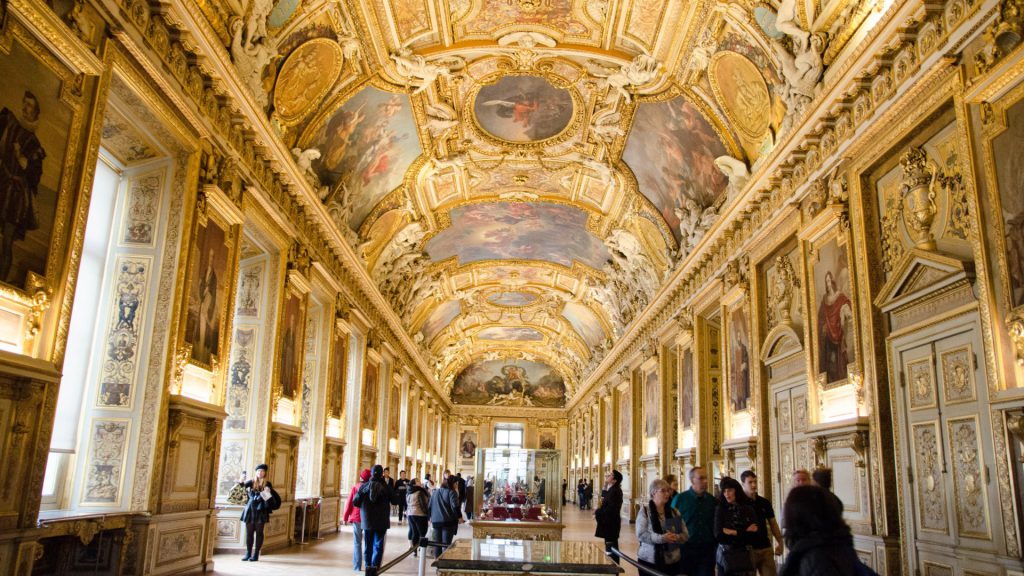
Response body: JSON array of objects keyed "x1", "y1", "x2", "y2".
[{"x1": 671, "y1": 466, "x2": 716, "y2": 576}]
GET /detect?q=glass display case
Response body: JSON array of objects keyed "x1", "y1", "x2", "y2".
[{"x1": 471, "y1": 448, "x2": 564, "y2": 541}]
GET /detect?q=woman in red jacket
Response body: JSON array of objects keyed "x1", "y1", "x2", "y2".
[{"x1": 343, "y1": 469, "x2": 371, "y2": 571}]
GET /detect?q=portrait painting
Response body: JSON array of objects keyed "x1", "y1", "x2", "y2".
[
  {"x1": 812, "y1": 236, "x2": 856, "y2": 385},
  {"x1": 450, "y1": 359, "x2": 566, "y2": 408},
  {"x1": 329, "y1": 330, "x2": 347, "y2": 420},
  {"x1": 622, "y1": 97, "x2": 729, "y2": 243},
  {"x1": 184, "y1": 215, "x2": 230, "y2": 368},
  {"x1": 362, "y1": 361, "x2": 379, "y2": 432},
  {"x1": 728, "y1": 304, "x2": 751, "y2": 412},
  {"x1": 278, "y1": 292, "x2": 304, "y2": 399},
  {"x1": 0, "y1": 39, "x2": 77, "y2": 289},
  {"x1": 426, "y1": 202, "x2": 608, "y2": 268},
  {"x1": 680, "y1": 348, "x2": 694, "y2": 429},
  {"x1": 618, "y1": 386, "x2": 631, "y2": 450},
  {"x1": 562, "y1": 302, "x2": 607, "y2": 347},
  {"x1": 539, "y1": 430, "x2": 556, "y2": 450},
  {"x1": 388, "y1": 383, "x2": 401, "y2": 442},
  {"x1": 643, "y1": 370, "x2": 659, "y2": 438},
  {"x1": 992, "y1": 97, "x2": 1024, "y2": 309},
  {"x1": 419, "y1": 300, "x2": 460, "y2": 344},
  {"x1": 473, "y1": 75, "x2": 574, "y2": 142},
  {"x1": 459, "y1": 429, "x2": 478, "y2": 459},
  {"x1": 603, "y1": 398, "x2": 612, "y2": 455},
  {"x1": 476, "y1": 326, "x2": 544, "y2": 341},
  {"x1": 309, "y1": 87, "x2": 422, "y2": 229}
]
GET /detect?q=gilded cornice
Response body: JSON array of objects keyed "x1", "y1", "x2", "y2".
[
  {"x1": 108, "y1": 0, "x2": 449, "y2": 408},
  {"x1": 569, "y1": 0, "x2": 990, "y2": 409}
]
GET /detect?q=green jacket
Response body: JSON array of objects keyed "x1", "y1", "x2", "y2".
[{"x1": 671, "y1": 488, "x2": 716, "y2": 545}]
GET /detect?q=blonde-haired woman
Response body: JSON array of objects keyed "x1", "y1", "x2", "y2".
[
  {"x1": 637, "y1": 478, "x2": 688, "y2": 574},
  {"x1": 238, "y1": 464, "x2": 281, "y2": 561}
]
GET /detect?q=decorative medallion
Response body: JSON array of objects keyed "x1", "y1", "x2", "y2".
[
  {"x1": 906, "y1": 356, "x2": 936, "y2": 410},
  {"x1": 940, "y1": 346, "x2": 976, "y2": 404},
  {"x1": 709, "y1": 51, "x2": 771, "y2": 142},
  {"x1": 472, "y1": 75, "x2": 574, "y2": 143},
  {"x1": 274, "y1": 39, "x2": 345, "y2": 125}
]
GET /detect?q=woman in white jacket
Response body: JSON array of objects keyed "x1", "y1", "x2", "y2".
[{"x1": 636, "y1": 478, "x2": 688, "y2": 574}]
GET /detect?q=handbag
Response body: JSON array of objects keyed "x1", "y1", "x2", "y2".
[
  {"x1": 717, "y1": 544, "x2": 754, "y2": 574},
  {"x1": 226, "y1": 483, "x2": 247, "y2": 506}
]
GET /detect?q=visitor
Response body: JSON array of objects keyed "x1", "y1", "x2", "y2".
[
  {"x1": 778, "y1": 486, "x2": 862, "y2": 576},
  {"x1": 561, "y1": 478, "x2": 568, "y2": 506},
  {"x1": 395, "y1": 470, "x2": 410, "y2": 523},
  {"x1": 429, "y1": 474, "x2": 463, "y2": 557},
  {"x1": 424, "y1": 473, "x2": 434, "y2": 492},
  {"x1": 811, "y1": 467, "x2": 844, "y2": 515},
  {"x1": 237, "y1": 463, "x2": 280, "y2": 562},
  {"x1": 577, "y1": 479, "x2": 586, "y2": 508},
  {"x1": 534, "y1": 474, "x2": 546, "y2": 504},
  {"x1": 584, "y1": 479, "x2": 594, "y2": 510},
  {"x1": 665, "y1": 473, "x2": 679, "y2": 501},
  {"x1": 594, "y1": 470, "x2": 624, "y2": 564},
  {"x1": 464, "y1": 476, "x2": 475, "y2": 520},
  {"x1": 791, "y1": 469, "x2": 812, "y2": 488},
  {"x1": 354, "y1": 464, "x2": 393, "y2": 570},
  {"x1": 741, "y1": 470, "x2": 784, "y2": 576},
  {"x1": 636, "y1": 478, "x2": 687, "y2": 574},
  {"x1": 714, "y1": 476, "x2": 758, "y2": 576},
  {"x1": 672, "y1": 466, "x2": 717, "y2": 576},
  {"x1": 342, "y1": 468, "x2": 370, "y2": 571},
  {"x1": 406, "y1": 478, "x2": 430, "y2": 557},
  {"x1": 457, "y1": 472, "x2": 467, "y2": 505}
]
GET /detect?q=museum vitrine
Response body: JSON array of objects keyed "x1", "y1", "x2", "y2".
[{"x1": 472, "y1": 448, "x2": 564, "y2": 540}]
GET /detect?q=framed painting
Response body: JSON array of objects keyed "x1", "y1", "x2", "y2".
[
  {"x1": 459, "y1": 429, "x2": 478, "y2": 459},
  {"x1": 727, "y1": 303, "x2": 752, "y2": 412},
  {"x1": 328, "y1": 327, "x2": 348, "y2": 423},
  {"x1": 808, "y1": 230, "x2": 858, "y2": 388},
  {"x1": 361, "y1": 359, "x2": 379, "y2": 435},
  {"x1": 0, "y1": 22, "x2": 89, "y2": 293},
  {"x1": 276, "y1": 289, "x2": 306, "y2": 400},
  {"x1": 679, "y1": 347, "x2": 695, "y2": 430},
  {"x1": 643, "y1": 369, "x2": 658, "y2": 439},
  {"x1": 388, "y1": 381, "x2": 401, "y2": 448},
  {"x1": 984, "y1": 88, "x2": 1024, "y2": 313},
  {"x1": 539, "y1": 429, "x2": 557, "y2": 450},
  {"x1": 472, "y1": 74, "x2": 575, "y2": 144},
  {"x1": 618, "y1": 384, "x2": 631, "y2": 453},
  {"x1": 182, "y1": 195, "x2": 237, "y2": 371}
]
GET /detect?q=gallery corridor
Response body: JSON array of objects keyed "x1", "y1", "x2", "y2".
[{"x1": 208, "y1": 506, "x2": 643, "y2": 576}]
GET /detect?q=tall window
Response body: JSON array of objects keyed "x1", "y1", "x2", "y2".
[{"x1": 494, "y1": 424, "x2": 524, "y2": 449}]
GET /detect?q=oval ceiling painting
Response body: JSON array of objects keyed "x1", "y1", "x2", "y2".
[
  {"x1": 451, "y1": 359, "x2": 566, "y2": 407},
  {"x1": 473, "y1": 75, "x2": 573, "y2": 142},
  {"x1": 487, "y1": 291, "x2": 539, "y2": 307}
]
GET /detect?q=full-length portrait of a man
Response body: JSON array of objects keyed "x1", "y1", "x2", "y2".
[{"x1": 0, "y1": 91, "x2": 45, "y2": 282}]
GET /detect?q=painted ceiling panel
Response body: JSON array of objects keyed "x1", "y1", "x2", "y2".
[
  {"x1": 451, "y1": 359, "x2": 566, "y2": 408},
  {"x1": 623, "y1": 97, "x2": 728, "y2": 242},
  {"x1": 425, "y1": 202, "x2": 609, "y2": 268},
  {"x1": 476, "y1": 326, "x2": 545, "y2": 341},
  {"x1": 309, "y1": 87, "x2": 422, "y2": 229}
]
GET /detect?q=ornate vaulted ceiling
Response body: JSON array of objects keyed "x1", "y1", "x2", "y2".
[{"x1": 215, "y1": 0, "x2": 838, "y2": 407}]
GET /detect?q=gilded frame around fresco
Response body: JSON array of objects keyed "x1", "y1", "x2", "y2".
[{"x1": 0, "y1": 15, "x2": 97, "y2": 360}]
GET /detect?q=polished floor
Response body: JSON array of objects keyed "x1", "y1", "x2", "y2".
[{"x1": 209, "y1": 504, "x2": 643, "y2": 576}]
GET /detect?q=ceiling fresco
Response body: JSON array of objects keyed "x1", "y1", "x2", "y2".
[{"x1": 224, "y1": 0, "x2": 815, "y2": 407}]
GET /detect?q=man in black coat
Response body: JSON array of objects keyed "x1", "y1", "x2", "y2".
[
  {"x1": 594, "y1": 470, "x2": 624, "y2": 564},
  {"x1": 354, "y1": 464, "x2": 393, "y2": 569}
]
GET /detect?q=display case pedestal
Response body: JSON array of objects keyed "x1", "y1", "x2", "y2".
[{"x1": 469, "y1": 520, "x2": 565, "y2": 541}]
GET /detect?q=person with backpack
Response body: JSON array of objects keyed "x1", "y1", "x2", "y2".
[
  {"x1": 237, "y1": 463, "x2": 281, "y2": 562},
  {"x1": 406, "y1": 478, "x2": 430, "y2": 557},
  {"x1": 343, "y1": 469, "x2": 371, "y2": 571},
  {"x1": 353, "y1": 465, "x2": 393, "y2": 570},
  {"x1": 778, "y1": 486, "x2": 872, "y2": 576}
]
